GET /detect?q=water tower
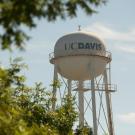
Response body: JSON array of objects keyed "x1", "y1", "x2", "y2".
[{"x1": 49, "y1": 30, "x2": 116, "y2": 135}]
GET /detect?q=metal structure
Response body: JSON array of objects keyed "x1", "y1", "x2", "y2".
[{"x1": 49, "y1": 31, "x2": 116, "y2": 135}]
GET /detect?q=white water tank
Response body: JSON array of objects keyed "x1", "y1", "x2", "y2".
[{"x1": 50, "y1": 31, "x2": 111, "y2": 80}]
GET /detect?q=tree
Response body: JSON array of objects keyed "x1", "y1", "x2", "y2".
[
  {"x1": 0, "y1": 0, "x2": 107, "y2": 50},
  {"x1": 0, "y1": 58, "x2": 77, "y2": 135},
  {"x1": 74, "y1": 125, "x2": 93, "y2": 135}
]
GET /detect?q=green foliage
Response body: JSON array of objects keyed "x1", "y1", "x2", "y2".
[
  {"x1": 75, "y1": 125, "x2": 93, "y2": 135},
  {"x1": 0, "y1": 58, "x2": 78, "y2": 135},
  {"x1": 50, "y1": 79, "x2": 62, "y2": 89},
  {"x1": 0, "y1": 0, "x2": 107, "y2": 50},
  {"x1": 53, "y1": 95, "x2": 77, "y2": 135}
]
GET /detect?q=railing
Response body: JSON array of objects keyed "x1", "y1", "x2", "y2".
[
  {"x1": 85, "y1": 83, "x2": 117, "y2": 92},
  {"x1": 49, "y1": 52, "x2": 55, "y2": 61},
  {"x1": 49, "y1": 50, "x2": 112, "y2": 63},
  {"x1": 72, "y1": 83, "x2": 117, "y2": 92}
]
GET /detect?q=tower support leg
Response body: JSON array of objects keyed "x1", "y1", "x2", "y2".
[
  {"x1": 78, "y1": 81, "x2": 84, "y2": 126},
  {"x1": 91, "y1": 77, "x2": 98, "y2": 135},
  {"x1": 68, "y1": 79, "x2": 72, "y2": 96},
  {"x1": 52, "y1": 66, "x2": 58, "y2": 110},
  {"x1": 104, "y1": 69, "x2": 114, "y2": 135}
]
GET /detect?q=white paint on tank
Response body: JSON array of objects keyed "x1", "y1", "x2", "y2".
[
  {"x1": 54, "y1": 31, "x2": 106, "y2": 57},
  {"x1": 52, "y1": 31, "x2": 111, "y2": 80}
]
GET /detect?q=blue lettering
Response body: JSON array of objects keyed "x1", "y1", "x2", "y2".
[
  {"x1": 85, "y1": 43, "x2": 90, "y2": 49},
  {"x1": 65, "y1": 44, "x2": 67, "y2": 50},
  {"x1": 64, "y1": 42, "x2": 102, "y2": 51},
  {"x1": 70, "y1": 43, "x2": 74, "y2": 50},
  {"x1": 90, "y1": 43, "x2": 95, "y2": 50},
  {"x1": 78, "y1": 42, "x2": 84, "y2": 49},
  {"x1": 98, "y1": 44, "x2": 102, "y2": 50},
  {"x1": 96, "y1": 44, "x2": 102, "y2": 50}
]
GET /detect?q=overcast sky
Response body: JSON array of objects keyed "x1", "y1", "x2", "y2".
[{"x1": 1, "y1": 0, "x2": 135, "y2": 134}]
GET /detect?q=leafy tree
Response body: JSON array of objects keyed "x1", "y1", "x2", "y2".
[
  {"x1": 53, "y1": 95, "x2": 77, "y2": 135},
  {"x1": 0, "y1": 58, "x2": 77, "y2": 135},
  {"x1": 74, "y1": 125, "x2": 93, "y2": 135},
  {"x1": 0, "y1": 0, "x2": 107, "y2": 50}
]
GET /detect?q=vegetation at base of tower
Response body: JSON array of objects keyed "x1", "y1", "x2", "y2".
[
  {"x1": 0, "y1": 58, "x2": 78, "y2": 135},
  {"x1": 0, "y1": 0, "x2": 107, "y2": 50},
  {"x1": 74, "y1": 125, "x2": 93, "y2": 135}
]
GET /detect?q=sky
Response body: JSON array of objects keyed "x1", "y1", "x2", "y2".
[{"x1": 0, "y1": 0, "x2": 135, "y2": 135}]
